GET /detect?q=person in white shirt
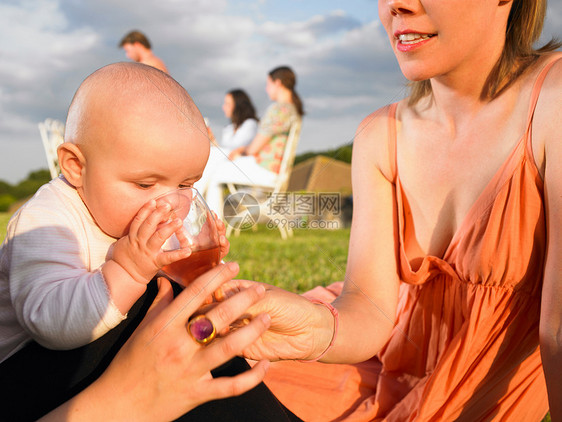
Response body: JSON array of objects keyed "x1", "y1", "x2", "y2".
[
  {"x1": 197, "y1": 67, "x2": 304, "y2": 218},
  {"x1": 215, "y1": 89, "x2": 259, "y2": 153}
]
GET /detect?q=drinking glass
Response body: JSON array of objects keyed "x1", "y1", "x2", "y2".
[{"x1": 157, "y1": 187, "x2": 221, "y2": 288}]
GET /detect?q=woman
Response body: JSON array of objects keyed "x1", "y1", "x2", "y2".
[
  {"x1": 230, "y1": 0, "x2": 562, "y2": 421},
  {"x1": 211, "y1": 89, "x2": 259, "y2": 153},
  {"x1": 197, "y1": 66, "x2": 304, "y2": 218}
]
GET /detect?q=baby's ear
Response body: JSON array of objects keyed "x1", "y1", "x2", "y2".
[{"x1": 58, "y1": 142, "x2": 85, "y2": 187}]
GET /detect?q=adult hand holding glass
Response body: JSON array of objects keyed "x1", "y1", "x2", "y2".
[
  {"x1": 39, "y1": 263, "x2": 272, "y2": 421},
  {"x1": 220, "y1": 281, "x2": 336, "y2": 363}
]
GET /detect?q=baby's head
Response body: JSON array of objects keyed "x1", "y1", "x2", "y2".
[{"x1": 58, "y1": 62, "x2": 210, "y2": 238}]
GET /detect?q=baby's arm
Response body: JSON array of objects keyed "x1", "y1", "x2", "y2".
[
  {"x1": 8, "y1": 198, "x2": 189, "y2": 350},
  {"x1": 102, "y1": 199, "x2": 192, "y2": 314},
  {"x1": 8, "y1": 206, "x2": 126, "y2": 350}
]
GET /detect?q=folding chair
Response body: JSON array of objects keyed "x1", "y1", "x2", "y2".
[
  {"x1": 226, "y1": 118, "x2": 302, "y2": 239},
  {"x1": 38, "y1": 118, "x2": 65, "y2": 179}
]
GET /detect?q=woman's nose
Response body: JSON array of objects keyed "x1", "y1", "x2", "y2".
[{"x1": 385, "y1": 0, "x2": 416, "y2": 17}]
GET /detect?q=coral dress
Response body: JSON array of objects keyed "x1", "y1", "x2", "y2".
[{"x1": 262, "y1": 56, "x2": 561, "y2": 422}]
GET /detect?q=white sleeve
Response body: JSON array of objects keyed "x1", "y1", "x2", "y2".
[
  {"x1": 221, "y1": 119, "x2": 258, "y2": 150},
  {"x1": 7, "y1": 205, "x2": 125, "y2": 350}
]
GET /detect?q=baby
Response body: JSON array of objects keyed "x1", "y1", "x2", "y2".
[{"x1": 0, "y1": 62, "x2": 223, "y2": 363}]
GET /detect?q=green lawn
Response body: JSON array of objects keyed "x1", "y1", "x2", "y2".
[
  {"x1": 0, "y1": 212, "x2": 10, "y2": 243},
  {"x1": 227, "y1": 225, "x2": 350, "y2": 292}
]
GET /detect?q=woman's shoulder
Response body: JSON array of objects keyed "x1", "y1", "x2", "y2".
[
  {"x1": 536, "y1": 51, "x2": 562, "y2": 93},
  {"x1": 531, "y1": 52, "x2": 562, "y2": 161},
  {"x1": 267, "y1": 101, "x2": 297, "y2": 115},
  {"x1": 354, "y1": 101, "x2": 403, "y2": 182},
  {"x1": 240, "y1": 118, "x2": 259, "y2": 128}
]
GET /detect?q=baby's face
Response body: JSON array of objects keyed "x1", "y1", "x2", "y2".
[{"x1": 77, "y1": 101, "x2": 210, "y2": 239}]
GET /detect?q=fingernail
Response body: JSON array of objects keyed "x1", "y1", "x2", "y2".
[
  {"x1": 260, "y1": 360, "x2": 270, "y2": 372},
  {"x1": 260, "y1": 313, "x2": 271, "y2": 325},
  {"x1": 227, "y1": 261, "x2": 239, "y2": 273},
  {"x1": 254, "y1": 284, "x2": 266, "y2": 296}
]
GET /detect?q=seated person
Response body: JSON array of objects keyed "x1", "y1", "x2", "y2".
[
  {"x1": 208, "y1": 89, "x2": 259, "y2": 154},
  {"x1": 197, "y1": 66, "x2": 304, "y2": 218}
]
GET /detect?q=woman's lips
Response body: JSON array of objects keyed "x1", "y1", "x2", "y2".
[{"x1": 395, "y1": 32, "x2": 436, "y2": 52}]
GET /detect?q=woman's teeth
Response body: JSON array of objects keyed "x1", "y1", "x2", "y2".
[{"x1": 398, "y1": 33, "x2": 434, "y2": 44}]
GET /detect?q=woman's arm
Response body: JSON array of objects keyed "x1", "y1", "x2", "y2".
[
  {"x1": 223, "y1": 119, "x2": 258, "y2": 150},
  {"x1": 228, "y1": 133, "x2": 273, "y2": 160},
  {"x1": 229, "y1": 103, "x2": 293, "y2": 160},
  {"x1": 237, "y1": 106, "x2": 400, "y2": 364},
  {"x1": 537, "y1": 58, "x2": 562, "y2": 422},
  {"x1": 325, "y1": 106, "x2": 400, "y2": 362},
  {"x1": 245, "y1": 133, "x2": 272, "y2": 155},
  {"x1": 39, "y1": 264, "x2": 271, "y2": 422}
]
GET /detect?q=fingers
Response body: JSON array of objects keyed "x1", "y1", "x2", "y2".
[
  {"x1": 128, "y1": 199, "x2": 157, "y2": 239},
  {"x1": 153, "y1": 277, "x2": 174, "y2": 308},
  {"x1": 218, "y1": 279, "x2": 263, "y2": 300},
  {"x1": 163, "y1": 262, "x2": 240, "y2": 322},
  {"x1": 204, "y1": 284, "x2": 266, "y2": 333},
  {"x1": 203, "y1": 360, "x2": 270, "y2": 401},
  {"x1": 200, "y1": 312, "x2": 271, "y2": 378},
  {"x1": 174, "y1": 225, "x2": 191, "y2": 250},
  {"x1": 158, "y1": 248, "x2": 192, "y2": 268},
  {"x1": 139, "y1": 277, "x2": 175, "y2": 327},
  {"x1": 136, "y1": 203, "x2": 174, "y2": 245}
]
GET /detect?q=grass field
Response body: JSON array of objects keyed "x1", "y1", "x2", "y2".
[
  {"x1": 0, "y1": 213, "x2": 10, "y2": 243},
  {"x1": 227, "y1": 226, "x2": 350, "y2": 292}
]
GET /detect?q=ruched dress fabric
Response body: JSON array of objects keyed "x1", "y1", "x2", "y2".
[{"x1": 262, "y1": 56, "x2": 562, "y2": 421}]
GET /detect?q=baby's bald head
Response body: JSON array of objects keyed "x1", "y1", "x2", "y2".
[
  {"x1": 65, "y1": 62, "x2": 207, "y2": 152},
  {"x1": 58, "y1": 62, "x2": 211, "y2": 238}
]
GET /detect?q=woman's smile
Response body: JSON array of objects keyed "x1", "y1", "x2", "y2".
[{"x1": 395, "y1": 31, "x2": 436, "y2": 52}]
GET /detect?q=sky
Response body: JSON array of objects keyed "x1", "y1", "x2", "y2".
[{"x1": 0, "y1": 0, "x2": 561, "y2": 184}]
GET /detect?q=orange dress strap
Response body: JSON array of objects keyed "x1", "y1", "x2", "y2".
[
  {"x1": 387, "y1": 102, "x2": 398, "y2": 182},
  {"x1": 524, "y1": 52, "x2": 562, "y2": 156}
]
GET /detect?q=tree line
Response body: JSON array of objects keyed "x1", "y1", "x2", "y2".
[{"x1": 0, "y1": 169, "x2": 51, "y2": 212}]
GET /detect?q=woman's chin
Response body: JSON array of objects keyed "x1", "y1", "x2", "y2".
[{"x1": 396, "y1": 62, "x2": 436, "y2": 83}]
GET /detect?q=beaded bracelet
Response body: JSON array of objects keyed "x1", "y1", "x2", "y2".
[{"x1": 299, "y1": 298, "x2": 339, "y2": 363}]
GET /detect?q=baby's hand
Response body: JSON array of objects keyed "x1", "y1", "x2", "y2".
[
  {"x1": 111, "y1": 200, "x2": 192, "y2": 285},
  {"x1": 213, "y1": 212, "x2": 230, "y2": 260}
]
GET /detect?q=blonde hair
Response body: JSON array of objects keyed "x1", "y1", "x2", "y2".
[{"x1": 408, "y1": 0, "x2": 561, "y2": 106}]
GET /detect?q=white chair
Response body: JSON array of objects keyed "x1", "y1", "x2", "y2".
[
  {"x1": 226, "y1": 118, "x2": 302, "y2": 239},
  {"x1": 38, "y1": 118, "x2": 65, "y2": 179}
]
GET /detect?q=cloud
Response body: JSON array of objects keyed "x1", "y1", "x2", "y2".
[{"x1": 258, "y1": 10, "x2": 362, "y2": 48}]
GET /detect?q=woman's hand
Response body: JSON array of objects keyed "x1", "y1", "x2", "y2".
[
  {"x1": 228, "y1": 146, "x2": 246, "y2": 160},
  {"x1": 41, "y1": 263, "x2": 271, "y2": 422},
  {"x1": 207, "y1": 126, "x2": 218, "y2": 146},
  {"x1": 221, "y1": 280, "x2": 334, "y2": 362}
]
